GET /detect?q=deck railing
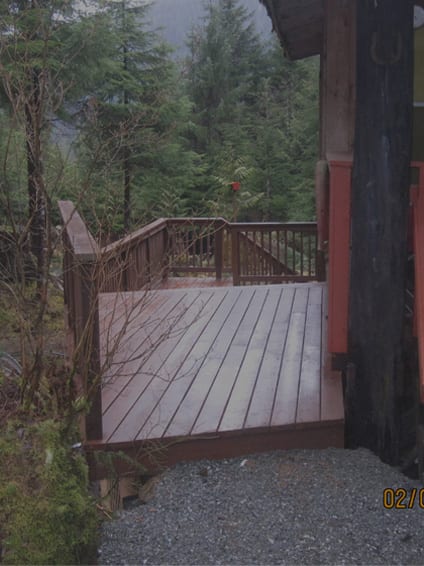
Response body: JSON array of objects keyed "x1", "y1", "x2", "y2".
[
  {"x1": 231, "y1": 222, "x2": 323, "y2": 286},
  {"x1": 97, "y1": 216, "x2": 322, "y2": 290},
  {"x1": 58, "y1": 201, "x2": 102, "y2": 440},
  {"x1": 167, "y1": 218, "x2": 231, "y2": 280},
  {"x1": 100, "y1": 218, "x2": 169, "y2": 292}
]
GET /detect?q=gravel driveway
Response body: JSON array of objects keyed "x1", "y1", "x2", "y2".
[{"x1": 99, "y1": 448, "x2": 424, "y2": 565}]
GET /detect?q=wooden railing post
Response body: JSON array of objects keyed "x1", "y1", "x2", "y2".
[
  {"x1": 58, "y1": 201, "x2": 102, "y2": 441},
  {"x1": 163, "y1": 223, "x2": 170, "y2": 282},
  {"x1": 231, "y1": 226, "x2": 241, "y2": 286},
  {"x1": 214, "y1": 219, "x2": 224, "y2": 280},
  {"x1": 76, "y1": 257, "x2": 102, "y2": 440}
]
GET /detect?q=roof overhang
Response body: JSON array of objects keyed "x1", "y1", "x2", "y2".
[
  {"x1": 260, "y1": 0, "x2": 323, "y2": 60},
  {"x1": 260, "y1": 1, "x2": 424, "y2": 61}
]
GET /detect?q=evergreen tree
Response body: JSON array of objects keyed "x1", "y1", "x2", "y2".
[
  {"x1": 187, "y1": 0, "x2": 264, "y2": 154},
  {"x1": 250, "y1": 41, "x2": 319, "y2": 220},
  {"x1": 78, "y1": 0, "x2": 181, "y2": 232},
  {"x1": 185, "y1": 5, "x2": 319, "y2": 222},
  {"x1": 184, "y1": 0, "x2": 267, "y2": 217},
  {"x1": 0, "y1": 0, "x2": 109, "y2": 403},
  {"x1": 0, "y1": 0, "x2": 109, "y2": 278}
]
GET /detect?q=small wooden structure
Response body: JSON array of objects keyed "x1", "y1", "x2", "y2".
[{"x1": 59, "y1": 201, "x2": 343, "y2": 480}]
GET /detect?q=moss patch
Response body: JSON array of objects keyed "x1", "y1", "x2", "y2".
[{"x1": 0, "y1": 420, "x2": 98, "y2": 564}]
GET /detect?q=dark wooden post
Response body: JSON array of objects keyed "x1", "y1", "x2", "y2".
[
  {"x1": 231, "y1": 226, "x2": 241, "y2": 286},
  {"x1": 76, "y1": 257, "x2": 102, "y2": 440},
  {"x1": 163, "y1": 222, "x2": 170, "y2": 282},
  {"x1": 347, "y1": 1, "x2": 414, "y2": 462},
  {"x1": 214, "y1": 219, "x2": 224, "y2": 281},
  {"x1": 58, "y1": 201, "x2": 103, "y2": 441}
]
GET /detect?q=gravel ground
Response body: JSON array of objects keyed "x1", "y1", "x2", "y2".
[{"x1": 99, "y1": 448, "x2": 424, "y2": 565}]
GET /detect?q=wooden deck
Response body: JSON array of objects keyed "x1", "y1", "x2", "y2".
[{"x1": 86, "y1": 282, "x2": 344, "y2": 477}]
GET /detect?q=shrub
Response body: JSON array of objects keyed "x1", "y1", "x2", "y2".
[{"x1": 0, "y1": 420, "x2": 98, "y2": 564}]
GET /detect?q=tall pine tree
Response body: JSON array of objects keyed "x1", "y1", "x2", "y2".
[{"x1": 79, "y1": 0, "x2": 177, "y2": 232}]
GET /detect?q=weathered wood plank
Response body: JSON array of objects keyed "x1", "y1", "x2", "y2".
[
  {"x1": 218, "y1": 287, "x2": 282, "y2": 432},
  {"x1": 139, "y1": 287, "x2": 255, "y2": 439},
  {"x1": 100, "y1": 291, "x2": 183, "y2": 411},
  {"x1": 296, "y1": 285, "x2": 323, "y2": 424},
  {"x1": 270, "y1": 286, "x2": 309, "y2": 427},
  {"x1": 103, "y1": 289, "x2": 217, "y2": 442},
  {"x1": 191, "y1": 289, "x2": 268, "y2": 435},
  {"x1": 244, "y1": 286, "x2": 296, "y2": 429},
  {"x1": 108, "y1": 289, "x2": 232, "y2": 443}
]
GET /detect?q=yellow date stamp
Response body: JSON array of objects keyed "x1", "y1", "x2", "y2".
[{"x1": 383, "y1": 488, "x2": 424, "y2": 509}]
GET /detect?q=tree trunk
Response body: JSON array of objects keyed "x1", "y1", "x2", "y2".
[
  {"x1": 26, "y1": 68, "x2": 47, "y2": 287},
  {"x1": 122, "y1": 33, "x2": 131, "y2": 233},
  {"x1": 123, "y1": 147, "x2": 131, "y2": 232},
  {"x1": 347, "y1": 0, "x2": 414, "y2": 463}
]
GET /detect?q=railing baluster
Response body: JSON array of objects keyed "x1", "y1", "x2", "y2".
[
  {"x1": 300, "y1": 231, "x2": 304, "y2": 276},
  {"x1": 308, "y1": 233, "x2": 312, "y2": 277}
]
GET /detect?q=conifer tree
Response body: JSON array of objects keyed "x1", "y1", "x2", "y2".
[
  {"x1": 0, "y1": 0, "x2": 109, "y2": 403},
  {"x1": 0, "y1": 0, "x2": 108, "y2": 281},
  {"x1": 79, "y1": 0, "x2": 177, "y2": 232},
  {"x1": 185, "y1": 1, "x2": 319, "y2": 221}
]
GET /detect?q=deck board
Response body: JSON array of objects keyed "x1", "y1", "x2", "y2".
[
  {"x1": 103, "y1": 289, "x2": 219, "y2": 442},
  {"x1": 270, "y1": 286, "x2": 309, "y2": 427},
  {"x1": 296, "y1": 285, "x2": 323, "y2": 424},
  {"x1": 163, "y1": 289, "x2": 255, "y2": 438},
  {"x1": 320, "y1": 286, "x2": 345, "y2": 422},
  {"x1": 137, "y1": 287, "x2": 251, "y2": 440},
  {"x1": 101, "y1": 291, "x2": 191, "y2": 411},
  {"x1": 191, "y1": 289, "x2": 267, "y2": 435},
  {"x1": 244, "y1": 286, "x2": 295, "y2": 429},
  {"x1": 218, "y1": 287, "x2": 281, "y2": 432},
  {"x1": 98, "y1": 282, "x2": 344, "y2": 467}
]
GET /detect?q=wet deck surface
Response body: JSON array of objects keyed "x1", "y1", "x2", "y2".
[{"x1": 97, "y1": 282, "x2": 343, "y2": 459}]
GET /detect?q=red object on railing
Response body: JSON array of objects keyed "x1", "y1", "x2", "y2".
[
  {"x1": 231, "y1": 182, "x2": 241, "y2": 192},
  {"x1": 327, "y1": 155, "x2": 353, "y2": 355}
]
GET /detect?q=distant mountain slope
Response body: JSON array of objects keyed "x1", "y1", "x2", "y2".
[{"x1": 146, "y1": 0, "x2": 273, "y2": 54}]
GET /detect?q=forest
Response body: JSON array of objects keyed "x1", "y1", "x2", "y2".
[{"x1": 0, "y1": 0, "x2": 319, "y2": 562}]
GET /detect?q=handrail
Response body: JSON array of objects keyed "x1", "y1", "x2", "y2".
[
  {"x1": 230, "y1": 221, "x2": 317, "y2": 230},
  {"x1": 102, "y1": 218, "x2": 167, "y2": 254},
  {"x1": 100, "y1": 218, "x2": 169, "y2": 292}
]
